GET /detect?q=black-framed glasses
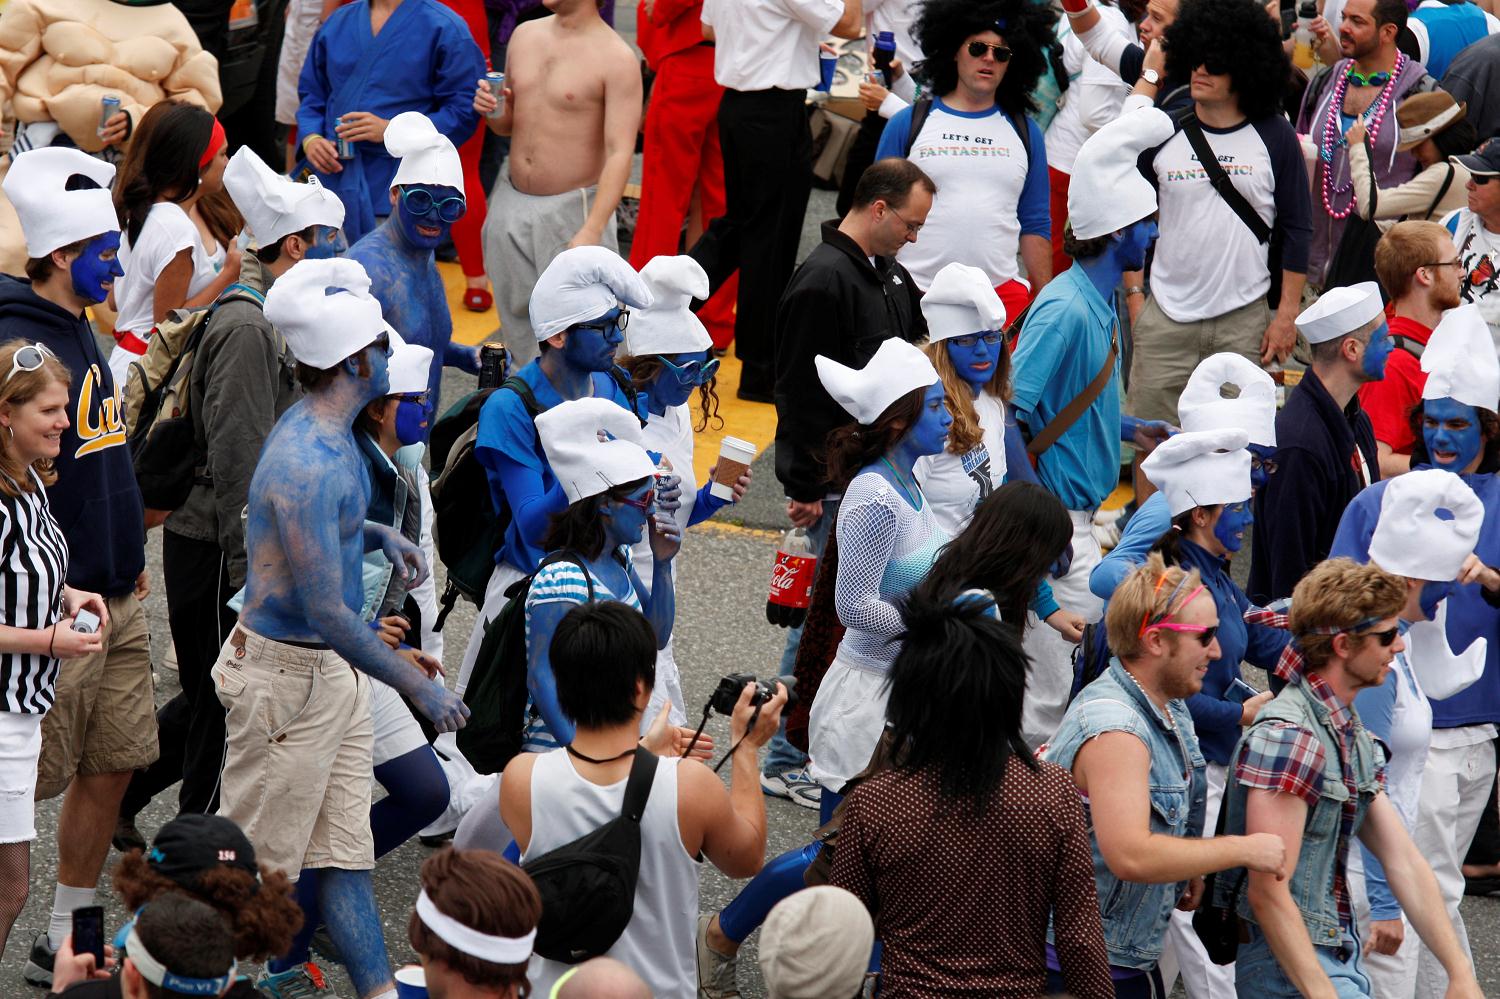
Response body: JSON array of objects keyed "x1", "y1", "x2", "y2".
[
  {"x1": 615, "y1": 486, "x2": 656, "y2": 511},
  {"x1": 1199, "y1": 57, "x2": 1229, "y2": 75},
  {"x1": 1422, "y1": 258, "x2": 1464, "y2": 268},
  {"x1": 950, "y1": 330, "x2": 1004, "y2": 348},
  {"x1": 399, "y1": 187, "x2": 467, "y2": 223},
  {"x1": 397, "y1": 392, "x2": 428, "y2": 406},
  {"x1": 1474, "y1": 175, "x2": 1498, "y2": 185},
  {"x1": 4, "y1": 343, "x2": 53, "y2": 384},
  {"x1": 574, "y1": 310, "x2": 629, "y2": 336},
  {"x1": 888, "y1": 204, "x2": 923, "y2": 235},
  {"x1": 966, "y1": 40, "x2": 1012, "y2": 61},
  {"x1": 1250, "y1": 453, "x2": 1279, "y2": 476},
  {"x1": 658, "y1": 354, "x2": 719, "y2": 386}
]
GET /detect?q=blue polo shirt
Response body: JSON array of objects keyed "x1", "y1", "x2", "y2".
[{"x1": 1010, "y1": 264, "x2": 1121, "y2": 511}]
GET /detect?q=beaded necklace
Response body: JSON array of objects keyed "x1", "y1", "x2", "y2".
[
  {"x1": 1318, "y1": 53, "x2": 1407, "y2": 220},
  {"x1": 1121, "y1": 666, "x2": 1175, "y2": 730}
]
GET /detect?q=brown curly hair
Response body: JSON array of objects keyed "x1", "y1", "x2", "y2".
[
  {"x1": 111, "y1": 850, "x2": 302, "y2": 961},
  {"x1": 926, "y1": 337, "x2": 1011, "y2": 455},
  {"x1": 618, "y1": 353, "x2": 724, "y2": 433}
]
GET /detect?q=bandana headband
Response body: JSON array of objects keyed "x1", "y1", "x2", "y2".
[
  {"x1": 416, "y1": 890, "x2": 536, "y2": 964},
  {"x1": 198, "y1": 119, "x2": 226, "y2": 171},
  {"x1": 125, "y1": 926, "x2": 237, "y2": 996}
]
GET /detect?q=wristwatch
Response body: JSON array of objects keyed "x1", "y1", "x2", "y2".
[{"x1": 1140, "y1": 68, "x2": 1161, "y2": 86}]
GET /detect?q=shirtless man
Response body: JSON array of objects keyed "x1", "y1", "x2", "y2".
[{"x1": 474, "y1": 0, "x2": 641, "y2": 367}]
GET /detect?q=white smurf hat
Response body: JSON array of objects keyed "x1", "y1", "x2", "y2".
[
  {"x1": 223, "y1": 146, "x2": 345, "y2": 247},
  {"x1": 1139, "y1": 428, "x2": 1253, "y2": 516},
  {"x1": 922, "y1": 262, "x2": 1006, "y2": 343},
  {"x1": 815, "y1": 337, "x2": 938, "y2": 426},
  {"x1": 385, "y1": 327, "x2": 433, "y2": 396},
  {"x1": 1369, "y1": 468, "x2": 1483, "y2": 580},
  {"x1": 1422, "y1": 304, "x2": 1500, "y2": 410},
  {"x1": 1178, "y1": 353, "x2": 1278, "y2": 447},
  {"x1": 387, "y1": 112, "x2": 464, "y2": 194},
  {"x1": 530, "y1": 246, "x2": 654, "y2": 342},
  {"x1": 3, "y1": 147, "x2": 118, "y2": 258},
  {"x1": 264, "y1": 258, "x2": 386, "y2": 369},
  {"x1": 535, "y1": 397, "x2": 656, "y2": 504},
  {"x1": 1067, "y1": 106, "x2": 1175, "y2": 240},
  {"x1": 626, "y1": 255, "x2": 712, "y2": 356},
  {"x1": 1295, "y1": 283, "x2": 1384, "y2": 344}
]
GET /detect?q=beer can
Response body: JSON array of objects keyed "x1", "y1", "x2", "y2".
[
  {"x1": 478, "y1": 341, "x2": 508, "y2": 389},
  {"x1": 97, "y1": 95, "x2": 121, "y2": 137},
  {"x1": 485, "y1": 71, "x2": 506, "y2": 119},
  {"x1": 336, "y1": 116, "x2": 356, "y2": 160}
]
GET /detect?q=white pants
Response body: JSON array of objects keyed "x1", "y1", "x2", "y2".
[
  {"x1": 413, "y1": 467, "x2": 443, "y2": 662},
  {"x1": 1160, "y1": 763, "x2": 1237, "y2": 998},
  {"x1": 1412, "y1": 730, "x2": 1494, "y2": 997},
  {"x1": 454, "y1": 560, "x2": 528, "y2": 697},
  {"x1": 1348, "y1": 846, "x2": 1419, "y2": 998},
  {"x1": 1022, "y1": 509, "x2": 1104, "y2": 749}
]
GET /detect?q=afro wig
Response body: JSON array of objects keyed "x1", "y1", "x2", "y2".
[
  {"x1": 1163, "y1": 0, "x2": 1292, "y2": 121},
  {"x1": 912, "y1": 0, "x2": 1059, "y2": 118}
]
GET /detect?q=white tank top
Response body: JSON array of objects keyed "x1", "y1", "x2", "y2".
[{"x1": 522, "y1": 750, "x2": 702, "y2": 999}]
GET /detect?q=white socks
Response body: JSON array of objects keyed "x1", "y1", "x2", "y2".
[{"x1": 47, "y1": 883, "x2": 95, "y2": 951}]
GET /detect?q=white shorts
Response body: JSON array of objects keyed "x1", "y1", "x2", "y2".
[
  {"x1": 370, "y1": 680, "x2": 427, "y2": 768},
  {"x1": 0, "y1": 712, "x2": 41, "y2": 844},
  {"x1": 807, "y1": 652, "x2": 889, "y2": 793}
]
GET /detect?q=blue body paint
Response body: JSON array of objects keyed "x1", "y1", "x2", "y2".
[
  {"x1": 70, "y1": 232, "x2": 123, "y2": 305},
  {"x1": 1424, "y1": 397, "x2": 1484, "y2": 472},
  {"x1": 302, "y1": 224, "x2": 348, "y2": 260},
  {"x1": 643, "y1": 350, "x2": 710, "y2": 414},
  {"x1": 394, "y1": 397, "x2": 427, "y2": 445},
  {"x1": 1214, "y1": 500, "x2": 1253, "y2": 554},
  {"x1": 946, "y1": 333, "x2": 1002, "y2": 388},
  {"x1": 1362, "y1": 320, "x2": 1394, "y2": 381},
  {"x1": 563, "y1": 309, "x2": 627, "y2": 372},
  {"x1": 1248, "y1": 443, "x2": 1279, "y2": 491}
]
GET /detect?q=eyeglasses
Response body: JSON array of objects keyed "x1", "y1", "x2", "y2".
[
  {"x1": 888, "y1": 204, "x2": 923, "y2": 236},
  {"x1": 615, "y1": 486, "x2": 655, "y2": 510},
  {"x1": 949, "y1": 330, "x2": 1004, "y2": 348},
  {"x1": 658, "y1": 354, "x2": 719, "y2": 386},
  {"x1": 1199, "y1": 57, "x2": 1229, "y2": 75},
  {"x1": 1422, "y1": 258, "x2": 1465, "y2": 268},
  {"x1": 399, "y1": 187, "x2": 467, "y2": 223},
  {"x1": 371, "y1": 332, "x2": 392, "y2": 356},
  {"x1": 1474, "y1": 175, "x2": 1498, "y2": 185},
  {"x1": 398, "y1": 393, "x2": 428, "y2": 406},
  {"x1": 1152, "y1": 622, "x2": 1220, "y2": 647},
  {"x1": 966, "y1": 40, "x2": 1012, "y2": 61},
  {"x1": 4, "y1": 343, "x2": 52, "y2": 385},
  {"x1": 1354, "y1": 625, "x2": 1401, "y2": 647},
  {"x1": 1250, "y1": 453, "x2": 1279, "y2": 476},
  {"x1": 1305, "y1": 615, "x2": 1399, "y2": 647},
  {"x1": 574, "y1": 310, "x2": 629, "y2": 336}
]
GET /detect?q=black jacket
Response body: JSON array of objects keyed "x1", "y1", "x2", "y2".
[
  {"x1": 773, "y1": 222, "x2": 926, "y2": 502},
  {"x1": 0, "y1": 276, "x2": 145, "y2": 597}
]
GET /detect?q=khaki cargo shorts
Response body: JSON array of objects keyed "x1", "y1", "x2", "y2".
[
  {"x1": 38, "y1": 592, "x2": 158, "y2": 800},
  {"x1": 213, "y1": 625, "x2": 374, "y2": 879},
  {"x1": 1127, "y1": 296, "x2": 1270, "y2": 426}
]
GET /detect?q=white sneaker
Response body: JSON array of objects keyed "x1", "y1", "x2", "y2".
[{"x1": 760, "y1": 767, "x2": 822, "y2": 809}]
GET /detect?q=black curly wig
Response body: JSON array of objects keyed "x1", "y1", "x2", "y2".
[
  {"x1": 912, "y1": 0, "x2": 1059, "y2": 117},
  {"x1": 1163, "y1": 0, "x2": 1291, "y2": 122}
]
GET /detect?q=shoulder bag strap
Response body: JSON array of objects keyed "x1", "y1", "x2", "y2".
[
  {"x1": 903, "y1": 98, "x2": 933, "y2": 158},
  {"x1": 1390, "y1": 334, "x2": 1425, "y2": 360},
  {"x1": 501, "y1": 375, "x2": 542, "y2": 419},
  {"x1": 1422, "y1": 164, "x2": 1456, "y2": 221},
  {"x1": 1177, "y1": 112, "x2": 1272, "y2": 244},
  {"x1": 620, "y1": 746, "x2": 658, "y2": 822},
  {"x1": 537, "y1": 550, "x2": 597, "y2": 603},
  {"x1": 1025, "y1": 325, "x2": 1119, "y2": 456}
]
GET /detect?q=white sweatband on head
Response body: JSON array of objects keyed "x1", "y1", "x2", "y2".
[
  {"x1": 125, "y1": 926, "x2": 237, "y2": 996},
  {"x1": 416, "y1": 889, "x2": 537, "y2": 964}
]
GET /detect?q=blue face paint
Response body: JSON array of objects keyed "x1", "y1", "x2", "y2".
[
  {"x1": 303, "y1": 225, "x2": 348, "y2": 260},
  {"x1": 908, "y1": 381, "x2": 953, "y2": 458},
  {"x1": 1213, "y1": 500, "x2": 1253, "y2": 554},
  {"x1": 1118, "y1": 218, "x2": 1159, "y2": 271},
  {"x1": 394, "y1": 397, "x2": 427, "y2": 445},
  {"x1": 649, "y1": 351, "x2": 707, "y2": 410},
  {"x1": 563, "y1": 309, "x2": 625, "y2": 373},
  {"x1": 394, "y1": 184, "x2": 464, "y2": 251},
  {"x1": 69, "y1": 232, "x2": 123, "y2": 304},
  {"x1": 945, "y1": 334, "x2": 1000, "y2": 389},
  {"x1": 1423, "y1": 396, "x2": 1484, "y2": 471},
  {"x1": 1248, "y1": 443, "x2": 1278, "y2": 491},
  {"x1": 1362, "y1": 320, "x2": 1393, "y2": 381},
  {"x1": 603, "y1": 482, "x2": 654, "y2": 546}
]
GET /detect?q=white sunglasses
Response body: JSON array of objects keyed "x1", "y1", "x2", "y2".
[{"x1": 4, "y1": 343, "x2": 53, "y2": 385}]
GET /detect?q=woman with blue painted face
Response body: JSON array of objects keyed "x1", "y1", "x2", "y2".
[
  {"x1": 804, "y1": 338, "x2": 951, "y2": 820},
  {"x1": 618, "y1": 258, "x2": 749, "y2": 728}
]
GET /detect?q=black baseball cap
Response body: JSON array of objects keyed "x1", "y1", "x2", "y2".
[
  {"x1": 1453, "y1": 137, "x2": 1500, "y2": 178},
  {"x1": 145, "y1": 814, "x2": 259, "y2": 889}
]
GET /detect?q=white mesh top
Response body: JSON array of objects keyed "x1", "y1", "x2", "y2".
[{"x1": 833, "y1": 470, "x2": 949, "y2": 673}]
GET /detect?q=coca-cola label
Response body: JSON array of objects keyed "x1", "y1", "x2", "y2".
[{"x1": 768, "y1": 552, "x2": 817, "y2": 608}]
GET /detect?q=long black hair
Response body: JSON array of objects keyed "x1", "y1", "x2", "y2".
[
  {"x1": 823, "y1": 387, "x2": 926, "y2": 491},
  {"x1": 911, "y1": 0, "x2": 1058, "y2": 117},
  {"x1": 886, "y1": 588, "x2": 1036, "y2": 812},
  {"x1": 114, "y1": 101, "x2": 215, "y2": 246},
  {"x1": 1163, "y1": 0, "x2": 1291, "y2": 121},
  {"x1": 911, "y1": 481, "x2": 1072, "y2": 630},
  {"x1": 542, "y1": 476, "x2": 654, "y2": 560}
]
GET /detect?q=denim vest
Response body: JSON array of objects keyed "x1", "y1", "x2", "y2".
[
  {"x1": 1045, "y1": 661, "x2": 1207, "y2": 970},
  {"x1": 1215, "y1": 679, "x2": 1383, "y2": 944}
]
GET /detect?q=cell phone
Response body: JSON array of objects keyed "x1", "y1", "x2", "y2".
[
  {"x1": 71, "y1": 609, "x2": 99, "y2": 635},
  {"x1": 72, "y1": 905, "x2": 105, "y2": 966},
  {"x1": 1225, "y1": 678, "x2": 1260, "y2": 704}
]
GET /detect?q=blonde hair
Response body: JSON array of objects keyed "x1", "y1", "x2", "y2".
[
  {"x1": 1288, "y1": 558, "x2": 1406, "y2": 670},
  {"x1": 1105, "y1": 553, "x2": 1204, "y2": 659},
  {"x1": 926, "y1": 337, "x2": 1011, "y2": 455},
  {"x1": 0, "y1": 340, "x2": 70, "y2": 497}
]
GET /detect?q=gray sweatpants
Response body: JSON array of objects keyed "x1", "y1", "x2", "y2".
[{"x1": 482, "y1": 162, "x2": 620, "y2": 368}]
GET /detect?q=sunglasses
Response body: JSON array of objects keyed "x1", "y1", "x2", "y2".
[
  {"x1": 1354, "y1": 625, "x2": 1401, "y2": 647},
  {"x1": 950, "y1": 330, "x2": 1004, "y2": 348},
  {"x1": 1474, "y1": 175, "x2": 1498, "y2": 185},
  {"x1": 399, "y1": 187, "x2": 467, "y2": 223},
  {"x1": 615, "y1": 486, "x2": 655, "y2": 511},
  {"x1": 371, "y1": 332, "x2": 392, "y2": 356},
  {"x1": 966, "y1": 41, "x2": 1012, "y2": 61},
  {"x1": 658, "y1": 354, "x2": 719, "y2": 386},
  {"x1": 4, "y1": 343, "x2": 53, "y2": 385},
  {"x1": 1250, "y1": 453, "x2": 1279, "y2": 476},
  {"x1": 1150, "y1": 622, "x2": 1220, "y2": 647},
  {"x1": 574, "y1": 310, "x2": 630, "y2": 336}
]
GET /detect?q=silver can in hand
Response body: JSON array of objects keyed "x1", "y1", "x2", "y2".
[
  {"x1": 336, "y1": 115, "x2": 356, "y2": 160},
  {"x1": 97, "y1": 95, "x2": 121, "y2": 138},
  {"x1": 485, "y1": 72, "x2": 506, "y2": 119}
]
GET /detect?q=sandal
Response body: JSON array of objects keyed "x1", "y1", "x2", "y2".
[{"x1": 464, "y1": 287, "x2": 493, "y2": 312}]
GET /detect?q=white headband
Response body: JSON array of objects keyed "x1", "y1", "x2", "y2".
[
  {"x1": 1399, "y1": 102, "x2": 1463, "y2": 149},
  {"x1": 125, "y1": 926, "x2": 237, "y2": 996},
  {"x1": 416, "y1": 890, "x2": 536, "y2": 964}
]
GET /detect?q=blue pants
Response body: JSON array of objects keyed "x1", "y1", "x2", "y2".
[{"x1": 1236, "y1": 925, "x2": 1372, "y2": 998}]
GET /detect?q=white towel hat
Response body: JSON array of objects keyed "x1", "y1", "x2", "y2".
[
  {"x1": 815, "y1": 337, "x2": 938, "y2": 426},
  {"x1": 529, "y1": 246, "x2": 655, "y2": 342},
  {"x1": 535, "y1": 397, "x2": 657, "y2": 504},
  {"x1": 1139, "y1": 428, "x2": 1253, "y2": 516},
  {"x1": 1369, "y1": 468, "x2": 1483, "y2": 580},
  {"x1": 1422, "y1": 304, "x2": 1500, "y2": 410},
  {"x1": 1067, "y1": 106, "x2": 1176, "y2": 240},
  {"x1": 3, "y1": 147, "x2": 118, "y2": 258},
  {"x1": 1178, "y1": 353, "x2": 1278, "y2": 447},
  {"x1": 223, "y1": 146, "x2": 345, "y2": 247},
  {"x1": 386, "y1": 111, "x2": 465, "y2": 194},
  {"x1": 385, "y1": 326, "x2": 434, "y2": 396},
  {"x1": 263, "y1": 258, "x2": 387, "y2": 369},
  {"x1": 922, "y1": 262, "x2": 1006, "y2": 343},
  {"x1": 625, "y1": 255, "x2": 712, "y2": 356},
  {"x1": 1295, "y1": 282, "x2": 1384, "y2": 344}
]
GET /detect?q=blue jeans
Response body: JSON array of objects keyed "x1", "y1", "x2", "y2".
[
  {"x1": 763, "y1": 497, "x2": 839, "y2": 776},
  {"x1": 1236, "y1": 925, "x2": 1372, "y2": 998}
]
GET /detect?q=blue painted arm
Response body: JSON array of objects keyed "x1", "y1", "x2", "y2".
[
  {"x1": 629, "y1": 557, "x2": 675, "y2": 648},
  {"x1": 363, "y1": 522, "x2": 430, "y2": 587},
  {"x1": 526, "y1": 600, "x2": 576, "y2": 745},
  {"x1": 1002, "y1": 416, "x2": 1039, "y2": 485},
  {"x1": 444, "y1": 341, "x2": 481, "y2": 373},
  {"x1": 690, "y1": 479, "x2": 731, "y2": 526},
  {"x1": 1091, "y1": 495, "x2": 1170, "y2": 601}
]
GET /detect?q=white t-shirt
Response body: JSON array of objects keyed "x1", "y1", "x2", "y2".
[
  {"x1": 702, "y1": 0, "x2": 844, "y2": 91},
  {"x1": 915, "y1": 391, "x2": 1008, "y2": 538},
  {"x1": 1044, "y1": 5, "x2": 1133, "y2": 175},
  {"x1": 862, "y1": 0, "x2": 921, "y2": 67},
  {"x1": 1445, "y1": 208, "x2": 1500, "y2": 353},
  {"x1": 111, "y1": 203, "x2": 221, "y2": 385}
]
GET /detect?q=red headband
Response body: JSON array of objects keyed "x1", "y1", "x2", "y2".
[{"x1": 198, "y1": 118, "x2": 226, "y2": 171}]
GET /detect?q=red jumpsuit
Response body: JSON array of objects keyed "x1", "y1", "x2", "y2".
[{"x1": 632, "y1": 0, "x2": 737, "y2": 348}]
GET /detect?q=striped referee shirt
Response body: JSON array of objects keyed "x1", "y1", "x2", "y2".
[{"x1": 0, "y1": 470, "x2": 68, "y2": 714}]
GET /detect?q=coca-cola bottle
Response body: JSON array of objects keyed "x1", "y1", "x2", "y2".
[{"x1": 766, "y1": 527, "x2": 818, "y2": 627}]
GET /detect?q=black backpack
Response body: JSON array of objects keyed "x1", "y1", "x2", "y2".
[{"x1": 523, "y1": 746, "x2": 657, "y2": 964}]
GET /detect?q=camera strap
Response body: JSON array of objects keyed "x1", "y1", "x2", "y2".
[{"x1": 680, "y1": 702, "x2": 765, "y2": 773}]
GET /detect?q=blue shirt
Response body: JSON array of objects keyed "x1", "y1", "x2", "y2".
[
  {"x1": 1412, "y1": 1, "x2": 1493, "y2": 78},
  {"x1": 1009, "y1": 264, "x2": 1120, "y2": 511}
]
